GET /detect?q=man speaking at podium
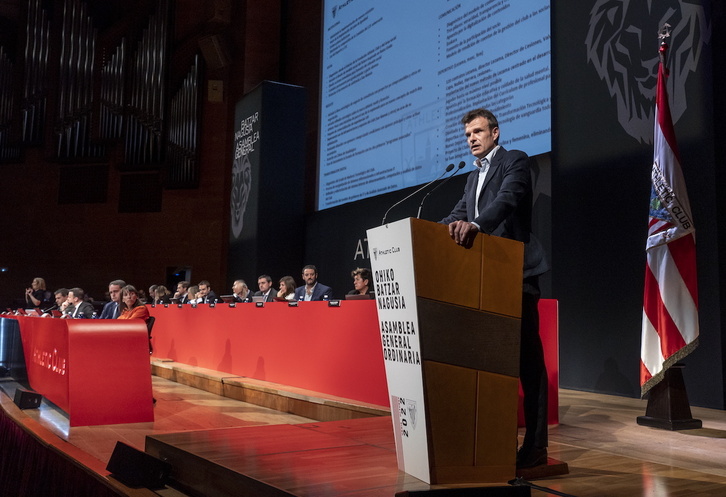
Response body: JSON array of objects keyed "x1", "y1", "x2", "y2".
[{"x1": 440, "y1": 108, "x2": 549, "y2": 469}]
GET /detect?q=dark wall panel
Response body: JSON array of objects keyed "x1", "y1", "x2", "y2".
[{"x1": 552, "y1": 0, "x2": 723, "y2": 407}]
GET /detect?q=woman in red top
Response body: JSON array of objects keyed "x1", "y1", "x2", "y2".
[{"x1": 117, "y1": 285, "x2": 150, "y2": 321}]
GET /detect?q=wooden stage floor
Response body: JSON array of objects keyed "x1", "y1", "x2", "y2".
[{"x1": 3, "y1": 375, "x2": 726, "y2": 496}]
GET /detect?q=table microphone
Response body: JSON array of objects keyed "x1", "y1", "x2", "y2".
[
  {"x1": 381, "y1": 163, "x2": 455, "y2": 225},
  {"x1": 416, "y1": 161, "x2": 465, "y2": 218}
]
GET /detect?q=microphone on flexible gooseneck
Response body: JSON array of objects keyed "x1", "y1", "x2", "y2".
[
  {"x1": 416, "y1": 161, "x2": 466, "y2": 219},
  {"x1": 381, "y1": 163, "x2": 455, "y2": 226}
]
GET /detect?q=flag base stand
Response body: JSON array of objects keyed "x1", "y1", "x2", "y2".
[{"x1": 637, "y1": 363, "x2": 702, "y2": 431}]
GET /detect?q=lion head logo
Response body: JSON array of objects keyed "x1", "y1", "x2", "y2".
[{"x1": 585, "y1": 0, "x2": 711, "y2": 143}]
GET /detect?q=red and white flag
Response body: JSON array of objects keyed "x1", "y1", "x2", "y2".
[{"x1": 640, "y1": 39, "x2": 699, "y2": 396}]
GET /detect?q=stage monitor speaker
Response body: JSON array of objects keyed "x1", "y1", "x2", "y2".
[
  {"x1": 396, "y1": 487, "x2": 530, "y2": 496},
  {"x1": 13, "y1": 388, "x2": 42, "y2": 409},
  {"x1": 106, "y1": 441, "x2": 171, "y2": 489}
]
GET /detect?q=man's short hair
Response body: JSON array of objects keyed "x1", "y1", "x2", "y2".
[
  {"x1": 461, "y1": 108, "x2": 498, "y2": 128},
  {"x1": 234, "y1": 279, "x2": 248, "y2": 288},
  {"x1": 177, "y1": 281, "x2": 190, "y2": 289},
  {"x1": 54, "y1": 288, "x2": 69, "y2": 297},
  {"x1": 257, "y1": 275, "x2": 272, "y2": 283},
  {"x1": 109, "y1": 279, "x2": 126, "y2": 288},
  {"x1": 69, "y1": 287, "x2": 85, "y2": 300},
  {"x1": 198, "y1": 280, "x2": 211, "y2": 287},
  {"x1": 302, "y1": 265, "x2": 317, "y2": 273}
]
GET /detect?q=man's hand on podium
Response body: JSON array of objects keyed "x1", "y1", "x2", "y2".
[{"x1": 448, "y1": 220, "x2": 479, "y2": 249}]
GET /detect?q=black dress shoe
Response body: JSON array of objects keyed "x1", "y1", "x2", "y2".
[{"x1": 516, "y1": 446, "x2": 548, "y2": 469}]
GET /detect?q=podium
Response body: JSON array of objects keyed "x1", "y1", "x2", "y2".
[{"x1": 367, "y1": 218, "x2": 524, "y2": 484}]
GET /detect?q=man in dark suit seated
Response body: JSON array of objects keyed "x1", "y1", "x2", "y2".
[
  {"x1": 253, "y1": 275, "x2": 276, "y2": 302},
  {"x1": 99, "y1": 279, "x2": 126, "y2": 319},
  {"x1": 197, "y1": 280, "x2": 219, "y2": 304},
  {"x1": 440, "y1": 108, "x2": 549, "y2": 469},
  {"x1": 62, "y1": 287, "x2": 96, "y2": 319},
  {"x1": 45, "y1": 288, "x2": 69, "y2": 314},
  {"x1": 293, "y1": 265, "x2": 333, "y2": 301},
  {"x1": 173, "y1": 281, "x2": 191, "y2": 304}
]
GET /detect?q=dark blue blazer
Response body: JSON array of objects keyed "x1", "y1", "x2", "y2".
[
  {"x1": 440, "y1": 147, "x2": 548, "y2": 277},
  {"x1": 99, "y1": 301, "x2": 120, "y2": 319},
  {"x1": 293, "y1": 283, "x2": 333, "y2": 301}
]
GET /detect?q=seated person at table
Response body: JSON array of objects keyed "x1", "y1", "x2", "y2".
[
  {"x1": 49, "y1": 288, "x2": 69, "y2": 313},
  {"x1": 117, "y1": 285, "x2": 150, "y2": 321},
  {"x1": 99, "y1": 279, "x2": 126, "y2": 319},
  {"x1": 231, "y1": 279, "x2": 251, "y2": 302},
  {"x1": 173, "y1": 281, "x2": 190, "y2": 303},
  {"x1": 147, "y1": 285, "x2": 158, "y2": 303},
  {"x1": 347, "y1": 268, "x2": 375, "y2": 298},
  {"x1": 186, "y1": 285, "x2": 200, "y2": 304},
  {"x1": 293, "y1": 265, "x2": 333, "y2": 301},
  {"x1": 154, "y1": 285, "x2": 172, "y2": 304},
  {"x1": 197, "y1": 280, "x2": 219, "y2": 304},
  {"x1": 253, "y1": 275, "x2": 276, "y2": 302},
  {"x1": 63, "y1": 287, "x2": 96, "y2": 318},
  {"x1": 277, "y1": 276, "x2": 297, "y2": 301},
  {"x1": 25, "y1": 277, "x2": 52, "y2": 308}
]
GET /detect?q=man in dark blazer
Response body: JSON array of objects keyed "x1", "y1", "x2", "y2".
[
  {"x1": 174, "y1": 281, "x2": 191, "y2": 304},
  {"x1": 440, "y1": 108, "x2": 549, "y2": 469},
  {"x1": 99, "y1": 279, "x2": 126, "y2": 319},
  {"x1": 63, "y1": 287, "x2": 96, "y2": 319},
  {"x1": 197, "y1": 280, "x2": 219, "y2": 304},
  {"x1": 293, "y1": 265, "x2": 333, "y2": 301},
  {"x1": 253, "y1": 275, "x2": 277, "y2": 302}
]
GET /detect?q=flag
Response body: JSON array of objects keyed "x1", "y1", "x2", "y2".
[{"x1": 640, "y1": 39, "x2": 699, "y2": 396}]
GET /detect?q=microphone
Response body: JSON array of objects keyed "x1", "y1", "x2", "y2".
[
  {"x1": 416, "y1": 161, "x2": 466, "y2": 218},
  {"x1": 42, "y1": 303, "x2": 59, "y2": 313},
  {"x1": 381, "y1": 163, "x2": 455, "y2": 225}
]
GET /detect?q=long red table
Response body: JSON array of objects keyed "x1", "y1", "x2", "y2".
[
  {"x1": 6, "y1": 315, "x2": 154, "y2": 426},
  {"x1": 148, "y1": 299, "x2": 559, "y2": 423},
  {"x1": 148, "y1": 300, "x2": 390, "y2": 406}
]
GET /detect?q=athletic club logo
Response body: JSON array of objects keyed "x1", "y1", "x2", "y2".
[
  {"x1": 407, "y1": 399, "x2": 418, "y2": 429},
  {"x1": 585, "y1": 0, "x2": 711, "y2": 144}
]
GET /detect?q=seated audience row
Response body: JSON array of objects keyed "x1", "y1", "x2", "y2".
[{"x1": 19, "y1": 263, "x2": 372, "y2": 320}]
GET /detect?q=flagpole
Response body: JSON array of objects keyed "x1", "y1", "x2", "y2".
[{"x1": 636, "y1": 23, "x2": 701, "y2": 431}]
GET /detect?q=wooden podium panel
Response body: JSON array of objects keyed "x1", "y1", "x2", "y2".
[
  {"x1": 479, "y1": 234, "x2": 524, "y2": 318},
  {"x1": 417, "y1": 298, "x2": 520, "y2": 377},
  {"x1": 411, "y1": 219, "x2": 483, "y2": 310},
  {"x1": 410, "y1": 218, "x2": 523, "y2": 318},
  {"x1": 424, "y1": 361, "x2": 518, "y2": 484}
]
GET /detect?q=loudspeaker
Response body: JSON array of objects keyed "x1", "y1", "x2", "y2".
[
  {"x1": 396, "y1": 487, "x2": 530, "y2": 496},
  {"x1": 13, "y1": 388, "x2": 42, "y2": 409},
  {"x1": 106, "y1": 441, "x2": 171, "y2": 489}
]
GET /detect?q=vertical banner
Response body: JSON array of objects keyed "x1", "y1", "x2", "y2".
[
  {"x1": 229, "y1": 89, "x2": 262, "y2": 281},
  {"x1": 227, "y1": 82, "x2": 306, "y2": 286},
  {"x1": 367, "y1": 219, "x2": 430, "y2": 483}
]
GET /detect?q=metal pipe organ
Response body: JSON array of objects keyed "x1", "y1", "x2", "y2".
[
  {"x1": 54, "y1": 0, "x2": 104, "y2": 161},
  {"x1": 0, "y1": 48, "x2": 21, "y2": 163},
  {"x1": 0, "y1": 0, "x2": 202, "y2": 185},
  {"x1": 165, "y1": 55, "x2": 200, "y2": 188},
  {"x1": 21, "y1": 0, "x2": 51, "y2": 146},
  {"x1": 98, "y1": 39, "x2": 126, "y2": 141},
  {"x1": 124, "y1": 0, "x2": 169, "y2": 167}
]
